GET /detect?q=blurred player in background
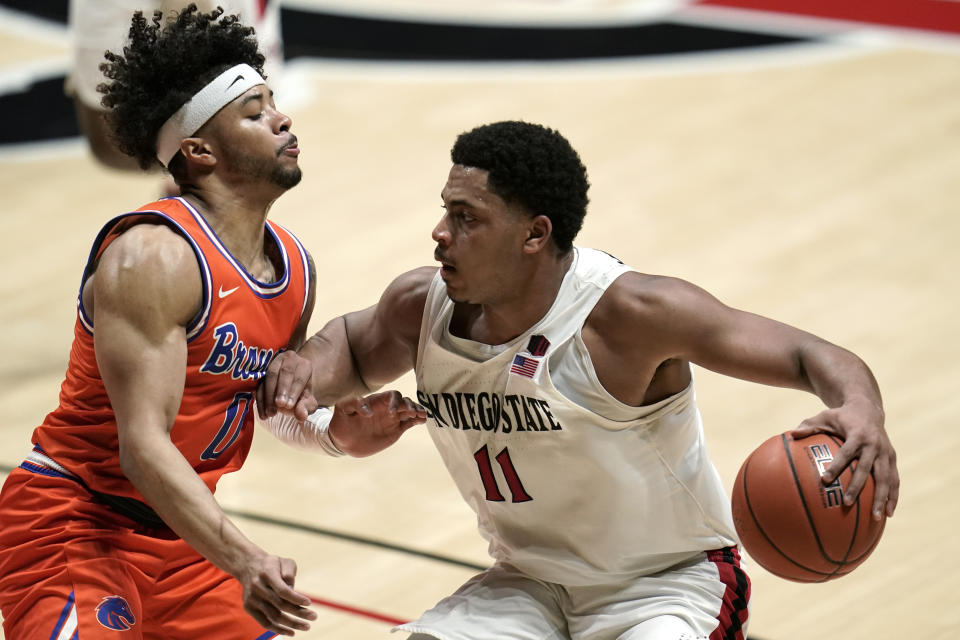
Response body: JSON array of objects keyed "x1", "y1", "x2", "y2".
[{"x1": 69, "y1": 0, "x2": 282, "y2": 172}]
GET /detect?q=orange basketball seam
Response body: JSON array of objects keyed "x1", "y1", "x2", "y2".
[
  {"x1": 824, "y1": 433, "x2": 862, "y2": 567},
  {"x1": 782, "y1": 433, "x2": 845, "y2": 577},
  {"x1": 739, "y1": 440, "x2": 837, "y2": 580}
]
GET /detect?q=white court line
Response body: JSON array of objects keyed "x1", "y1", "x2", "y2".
[
  {"x1": 0, "y1": 137, "x2": 86, "y2": 163},
  {"x1": 0, "y1": 5, "x2": 69, "y2": 44},
  {"x1": 0, "y1": 59, "x2": 70, "y2": 93},
  {"x1": 281, "y1": 0, "x2": 694, "y2": 27}
]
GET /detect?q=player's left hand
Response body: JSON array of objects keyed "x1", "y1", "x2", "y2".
[
  {"x1": 790, "y1": 396, "x2": 899, "y2": 521},
  {"x1": 330, "y1": 391, "x2": 427, "y2": 457},
  {"x1": 257, "y1": 350, "x2": 317, "y2": 422}
]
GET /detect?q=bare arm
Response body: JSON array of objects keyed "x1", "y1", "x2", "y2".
[
  {"x1": 259, "y1": 266, "x2": 434, "y2": 418},
  {"x1": 92, "y1": 224, "x2": 314, "y2": 636},
  {"x1": 587, "y1": 272, "x2": 898, "y2": 519},
  {"x1": 254, "y1": 267, "x2": 432, "y2": 457},
  {"x1": 341, "y1": 266, "x2": 434, "y2": 393}
]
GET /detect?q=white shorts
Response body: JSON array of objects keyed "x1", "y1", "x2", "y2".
[
  {"x1": 394, "y1": 548, "x2": 750, "y2": 640},
  {"x1": 68, "y1": 0, "x2": 283, "y2": 109}
]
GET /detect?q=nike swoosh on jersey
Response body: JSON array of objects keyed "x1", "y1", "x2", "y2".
[{"x1": 218, "y1": 285, "x2": 240, "y2": 298}]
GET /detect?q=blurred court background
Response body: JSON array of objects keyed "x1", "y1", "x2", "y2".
[{"x1": 1, "y1": 1, "x2": 958, "y2": 638}]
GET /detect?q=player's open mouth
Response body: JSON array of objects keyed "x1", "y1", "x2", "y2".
[{"x1": 435, "y1": 251, "x2": 455, "y2": 272}]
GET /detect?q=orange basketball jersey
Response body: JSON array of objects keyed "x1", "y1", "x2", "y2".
[{"x1": 29, "y1": 196, "x2": 310, "y2": 507}]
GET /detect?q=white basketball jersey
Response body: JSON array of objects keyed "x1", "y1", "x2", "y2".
[{"x1": 415, "y1": 247, "x2": 738, "y2": 586}]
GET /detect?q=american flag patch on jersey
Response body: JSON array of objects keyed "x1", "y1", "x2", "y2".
[{"x1": 510, "y1": 354, "x2": 539, "y2": 378}]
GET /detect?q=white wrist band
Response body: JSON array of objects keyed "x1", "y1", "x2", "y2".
[
  {"x1": 257, "y1": 406, "x2": 345, "y2": 457},
  {"x1": 310, "y1": 407, "x2": 346, "y2": 458}
]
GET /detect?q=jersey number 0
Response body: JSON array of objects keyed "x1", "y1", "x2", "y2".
[{"x1": 201, "y1": 392, "x2": 254, "y2": 460}]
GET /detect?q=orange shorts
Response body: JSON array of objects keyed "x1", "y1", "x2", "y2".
[{"x1": 0, "y1": 467, "x2": 276, "y2": 640}]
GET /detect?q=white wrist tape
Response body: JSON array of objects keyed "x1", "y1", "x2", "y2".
[
  {"x1": 156, "y1": 63, "x2": 266, "y2": 166},
  {"x1": 257, "y1": 407, "x2": 345, "y2": 457}
]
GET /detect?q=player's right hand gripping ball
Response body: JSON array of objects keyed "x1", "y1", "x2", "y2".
[{"x1": 731, "y1": 432, "x2": 886, "y2": 582}]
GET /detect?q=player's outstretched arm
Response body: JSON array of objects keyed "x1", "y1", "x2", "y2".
[
  {"x1": 93, "y1": 224, "x2": 316, "y2": 636},
  {"x1": 258, "y1": 390, "x2": 426, "y2": 457},
  {"x1": 258, "y1": 267, "x2": 435, "y2": 420},
  {"x1": 592, "y1": 272, "x2": 898, "y2": 520}
]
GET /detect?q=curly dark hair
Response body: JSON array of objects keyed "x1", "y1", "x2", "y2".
[
  {"x1": 450, "y1": 121, "x2": 589, "y2": 251},
  {"x1": 98, "y1": 4, "x2": 266, "y2": 170}
]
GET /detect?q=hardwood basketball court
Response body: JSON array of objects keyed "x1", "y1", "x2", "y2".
[{"x1": 1, "y1": 1, "x2": 957, "y2": 638}]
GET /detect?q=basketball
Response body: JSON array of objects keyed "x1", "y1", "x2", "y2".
[{"x1": 731, "y1": 432, "x2": 885, "y2": 583}]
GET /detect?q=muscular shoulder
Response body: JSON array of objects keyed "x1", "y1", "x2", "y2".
[
  {"x1": 347, "y1": 266, "x2": 436, "y2": 351},
  {"x1": 100, "y1": 222, "x2": 194, "y2": 263},
  {"x1": 588, "y1": 271, "x2": 724, "y2": 357},
  {"x1": 592, "y1": 271, "x2": 703, "y2": 324},
  {"x1": 91, "y1": 223, "x2": 203, "y2": 328},
  {"x1": 343, "y1": 267, "x2": 437, "y2": 383},
  {"x1": 583, "y1": 272, "x2": 718, "y2": 403},
  {"x1": 379, "y1": 266, "x2": 437, "y2": 323}
]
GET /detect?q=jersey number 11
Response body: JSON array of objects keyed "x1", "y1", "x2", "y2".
[{"x1": 474, "y1": 444, "x2": 533, "y2": 503}]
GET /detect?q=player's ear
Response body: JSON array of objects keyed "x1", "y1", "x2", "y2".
[
  {"x1": 523, "y1": 215, "x2": 553, "y2": 254},
  {"x1": 180, "y1": 137, "x2": 216, "y2": 168}
]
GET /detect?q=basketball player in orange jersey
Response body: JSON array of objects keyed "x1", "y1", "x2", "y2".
[
  {"x1": 0, "y1": 6, "x2": 424, "y2": 640},
  {"x1": 260, "y1": 121, "x2": 900, "y2": 639}
]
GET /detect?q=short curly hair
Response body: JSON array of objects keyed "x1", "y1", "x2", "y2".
[
  {"x1": 98, "y1": 4, "x2": 266, "y2": 170},
  {"x1": 450, "y1": 121, "x2": 589, "y2": 251}
]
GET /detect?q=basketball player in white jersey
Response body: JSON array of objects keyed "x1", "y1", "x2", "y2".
[{"x1": 259, "y1": 121, "x2": 900, "y2": 639}]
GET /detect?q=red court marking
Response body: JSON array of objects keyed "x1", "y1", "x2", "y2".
[
  {"x1": 308, "y1": 594, "x2": 409, "y2": 626},
  {"x1": 696, "y1": 0, "x2": 960, "y2": 36}
]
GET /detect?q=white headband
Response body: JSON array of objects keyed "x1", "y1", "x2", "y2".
[{"x1": 155, "y1": 63, "x2": 266, "y2": 166}]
